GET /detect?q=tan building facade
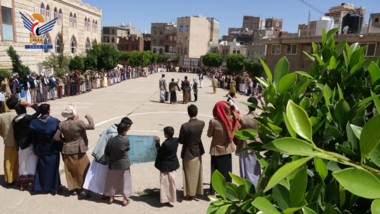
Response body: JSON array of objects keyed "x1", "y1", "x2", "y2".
[
  {"x1": 0, "y1": 0, "x2": 102, "y2": 72},
  {"x1": 298, "y1": 21, "x2": 317, "y2": 37},
  {"x1": 176, "y1": 16, "x2": 210, "y2": 63},
  {"x1": 260, "y1": 33, "x2": 380, "y2": 73}
]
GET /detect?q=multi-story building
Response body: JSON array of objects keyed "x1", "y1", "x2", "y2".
[
  {"x1": 176, "y1": 15, "x2": 216, "y2": 65},
  {"x1": 118, "y1": 35, "x2": 144, "y2": 52},
  {"x1": 242, "y1": 16, "x2": 265, "y2": 31},
  {"x1": 265, "y1": 17, "x2": 283, "y2": 37},
  {"x1": 143, "y1": 33, "x2": 151, "y2": 51},
  {"x1": 151, "y1": 23, "x2": 167, "y2": 55},
  {"x1": 260, "y1": 33, "x2": 380, "y2": 72},
  {"x1": 368, "y1": 13, "x2": 380, "y2": 33},
  {"x1": 325, "y1": 3, "x2": 366, "y2": 25},
  {"x1": 207, "y1": 17, "x2": 220, "y2": 45},
  {"x1": 102, "y1": 23, "x2": 141, "y2": 50},
  {"x1": 298, "y1": 21, "x2": 317, "y2": 37},
  {"x1": 0, "y1": 0, "x2": 102, "y2": 72}
]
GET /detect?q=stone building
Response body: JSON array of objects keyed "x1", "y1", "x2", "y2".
[
  {"x1": 298, "y1": 21, "x2": 317, "y2": 37},
  {"x1": 265, "y1": 17, "x2": 283, "y2": 37},
  {"x1": 102, "y1": 23, "x2": 141, "y2": 50},
  {"x1": 118, "y1": 35, "x2": 144, "y2": 52},
  {"x1": 368, "y1": 13, "x2": 380, "y2": 33},
  {"x1": 151, "y1": 23, "x2": 167, "y2": 55},
  {"x1": 260, "y1": 33, "x2": 380, "y2": 73},
  {"x1": 325, "y1": 3, "x2": 366, "y2": 25},
  {"x1": 207, "y1": 17, "x2": 220, "y2": 45},
  {"x1": 143, "y1": 33, "x2": 151, "y2": 51},
  {"x1": 0, "y1": 0, "x2": 102, "y2": 72}
]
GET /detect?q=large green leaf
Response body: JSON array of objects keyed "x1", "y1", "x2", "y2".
[
  {"x1": 290, "y1": 167, "x2": 307, "y2": 207},
  {"x1": 330, "y1": 56, "x2": 338, "y2": 70},
  {"x1": 315, "y1": 157, "x2": 328, "y2": 181},
  {"x1": 215, "y1": 205, "x2": 230, "y2": 214},
  {"x1": 274, "y1": 57, "x2": 290, "y2": 89},
  {"x1": 264, "y1": 157, "x2": 313, "y2": 192},
  {"x1": 252, "y1": 197, "x2": 281, "y2": 214},
  {"x1": 322, "y1": 26, "x2": 327, "y2": 45},
  {"x1": 234, "y1": 129, "x2": 258, "y2": 141},
  {"x1": 283, "y1": 112, "x2": 297, "y2": 138},
  {"x1": 334, "y1": 39, "x2": 347, "y2": 53},
  {"x1": 272, "y1": 185, "x2": 291, "y2": 210},
  {"x1": 239, "y1": 101, "x2": 263, "y2": 111},
  {"x1": 226, "y1": 185, "x2": 239, "y2": 202},
  {"x1": 296, "y1": 71, "x2": 314, "y2": 79},
  {"x1": 333, "y1": 168, "x2": 380, "y2": 199},
  {"x1": 372, "y1": 199, "x2": 380, "y2": 214},
  {"x1": 286, "y1": 100, "x2": 313, "y2": 143},
  {"x1": 283, "y1": 207, "x2": 304, "y2": 214},
  {"x1": 211, "y1": 170, "x2": 226, "y2": 199},
  {"x1": 350, "y1": 124, "x2": 362, "y2": 140},
  {"x1": 236, "y1": 185, "x2": 247, "y2": 201},
  {"x1": 360, "y1": 115, "x2": 380, "y2": 158},
  {"x1": 278, "y1": 72, "x2": 297, "y2": 94},
  {"x1": 256, "y1": 77, "x2": 269, "y2": 88},
  {"x1": 259, "y1": 58, "x2": 273, "y2": 83},
  {"x1": 263, "y1": 138, "x2": 320, "y2": 156},
  {"x1": 303, "y1": 207, "x2": 317, "y2": 214},
  {"x1": 229, "y1": 172, "x2": 245, "y2": 187},
  {"x1": 335, "y1": 99, "x2": 350, "y2": 124},
  {"x1": 369, "y1": 144, "x2": 380, "y2": 168},
  {"x1": 369, "y1": 62, "x2": 380, "y2": 88},
  {"x1": 371, "y1": 90, "x2": 380, "y2": 111}
]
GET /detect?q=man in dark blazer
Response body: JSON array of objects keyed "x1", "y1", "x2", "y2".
[{"x1": 178, "y1": 104, "x2": 205, "y2": 200}]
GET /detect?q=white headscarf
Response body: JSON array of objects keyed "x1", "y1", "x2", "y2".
[
  {"x1": 61, "y1": 104, "x2": 77, "y2": 118},
  {"x1": 193, "y1": 78, "x2": 197, "y2": 83}
]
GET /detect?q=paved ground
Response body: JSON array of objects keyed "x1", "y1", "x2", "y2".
[{"x1": 0, "y1": 72, "x2": 257, "y2": 214}]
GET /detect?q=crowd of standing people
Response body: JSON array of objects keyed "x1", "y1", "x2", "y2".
[{"x1": 0, "y1": 66, "x2": 266, "y2": 209}]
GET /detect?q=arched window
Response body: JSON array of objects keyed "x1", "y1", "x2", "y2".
[
  {"x1": 153, "y1": 48, "x2": 156, "y2": 53},
  {"x1": 54, "y1": 7, "x2": 57, "y2": 19},
  {"x1": 179, "y1": 25, "x2": 183, "y2": 32},
  {"x1": 42, "y1": 34, "x2": 50, "y2": 53},
  {"x1": 71, "y1": 37, "x2": 76, "y2": 54},
  {"x1": 59, "y1": 9, "x2": 62, "y2": 22},
  {"x1": 159, "y1": 39, "x2": 163, "y2": 45},
  {"x1": 85, "y1": 39, "x2": 90, "y2": 50},
  {"x1": 186, "y1": 25, "x2": 189, "y2": 32},
  {"x1": 40, "y1": 4, "x2": 44, "y2": 17},
  {"x1": 159, "y1": 48, "x2": 163, "y2": 54},
  {"x1": 46, "y1": 5, "x2": 50, "y2": 20},
  {"x1": 95, "y1": 21, "x2": 98, "y2": 30},
  {"x1": 233, "y1": 49, "x2": 236, "y2": 54},
  {"x1": 153, "y1": 39, "x2": 157, "y2": 45},
  {"x1": 88, "y1": 18, "x2": 91, "y2": 31},
  {"x1": 237, "y1": 49, "x2": 240, "y2": 54},
  {"x1": 85, "y1": 17, "x2": 87, "y2": 28},
  {"x1": 92, "y1": 20, "x2": 95, "y2": 31},
  {"x1": 69, "y1": 13, "x2": 72, "y2": 25},
  {"x1": 55, "y1": 35, "x2": 60, "y2": 53},
  {"x1": 74, "y1": 14, "x2": 77, "y2": 28}
]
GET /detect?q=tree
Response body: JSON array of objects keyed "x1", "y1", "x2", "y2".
[
  {"x1": 6, "y1": 45, "x2": 30, "y2": 82},
  {"x1": 208, "y1": 27, "x2": 380, "y2": 214},
  {"x1": 226, "y1": 54, "x2": 245, "y2": 73},
  {"x1": 157, "y1": 54, "x2": 169, "y2": 63},
  {"x1": 85, "y1": 43, "x2": 119, "y2": 71},
  {"x1": 202, "y1": 53, "x2": 222, "y2": 68},
  {"x1": 174, "y1": 55, "x2": 180, "y2": 63},
  {"x1": 244, "y1": 59, "x2": 264, "y2": 77},
  {"x1": 69, "y1": 55, "x2": 84, "y2": 72},
  {"x1": 127, "y1": 51, "x2": 150, "y2": 68},
  {"x1": 0, "y1": 69, "x2": 11, "y2": 79}
]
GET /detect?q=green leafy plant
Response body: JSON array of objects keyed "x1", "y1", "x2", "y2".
[
  {"x1": 208, "y1": 27, "x2": 380, "y2": 214},
  {"x1": 226, "y1": 54, "x2": 245, "y2": 73},
  {"x1": 203, "y1": 53, "x2": 223, "y2": 68},
  {"x1": 6, "y1": 46, "x2": 31, "y2": 82},
  {"x1": 69, "y1": 55, "x2": 85, "y2": 72},
  {"x1": 0, "y1": 69, "x2": 11, "y2": 79}
]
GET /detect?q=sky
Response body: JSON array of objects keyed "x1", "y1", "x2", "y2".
[{"x1": 85, "y1": 0, "x2": 380, "y2": 37}]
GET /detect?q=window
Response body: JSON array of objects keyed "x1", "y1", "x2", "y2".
[
  {"x1": 275, "y1": 22, "x2": 279, "y2": 27},
  {"x1": 365, "y1": 43, "x2": 377, "y2": 57},
  {"x1": 179, "y1": 25, "x2": 183, "y2": 32},
  {"x1": 271, "y1": 44, "x2": 281, "y2": 54},
  {"x1": 40, "y1": 4, "x2": 44, "y2": 17},
  {"x1": 159, "y1": 30, "x2": 163, "y2": 35},
  {"x1": 159, "y1": 39, "x2": 163, "y2": 45},
  {"x1": 111, "y1": 37, "x2": 115, "y2": 43},
  {"x1": 95, "y1": 21, "x2": 98, "y2": 31},
  {"x1": 86, "y1": 39, "x2": 90, "y2": 50},
  {"x1": 159, "y1": 48, "x2": 163, "y2": 54},
  {"x1": 71, "y1": 37, "x2": 76, "y2": 54},
  {"x1": 88, "y1": 18, "x2": 91, "y2": 31},
  {"x1": 112, "y1": 29, "x2": 115, "y2": 34},
  {"x1": 375, "y1": 18, "x2": 379, "y2": 22},
  {"x1": 286, "y1": 44, "x2": 297, "y2": 55},
  {"x1": 153, "y1": 48, "x2": 156, "y2": 53},
  {"x1": 177, "y1": 48, "x2": 180, "y2": 54},
  {"x1": 169, "y1": 46, "x2": 173, "y2": 52},
  {"x1": 69, "y1": 13, "x2": 72, "y2": 25},
  {"x1": 46, "y1": 5, "x2": 50, "y2": 20},
  {"x1": 237, "y1": 50, "x2": 240, "y2": 54},
  {"x1": 59, "y1": 9, "x2": 62, "y2": 22},
  {"x1": 154, "y1": 30, "x2": 157, "y2": 35},
  {"x1": 186, "y1": 25, "x2": 189, "y2": 32},
  {"x1": 55, "y1": 35, "x2": 60, "y2": 53},
  {"x1": 184, "y1": 48, "x2": 187, "y2": 54},
  {"x1": 85, "y1": 18, "x2": 87, "y2": 28},
  {"x1": 54, "y1": 8, "x2": 57, "y2": 18},
  {"x1": 42, "y1": 34, "x2": 50, "y2": 53},
  {"x1": 92, "y1": 20, "x2": 95, "y2": 31},
  {"x1": 74, "y1": 14, "x2": 77, "y2": 28},
  {"x1": 233, "y1": 49, "x2": 236, "y2": 54},
  {"x1": 267, "y1": 21, "x2": 271, "y2": 27},
  {"x1": 1, "y1": 7, "x2": 14, "y2": 41}
]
